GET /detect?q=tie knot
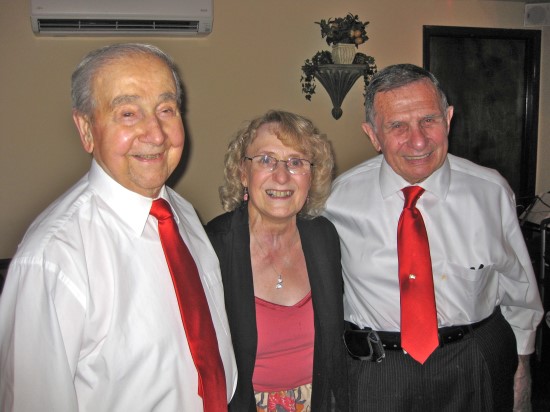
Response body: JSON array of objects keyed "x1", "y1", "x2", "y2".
[
  {"x1": 402, "y1": 186, "x2": 425, "y2": 209},
  {"x1": 150, "y1": 198, "x2": 174, "y2": 221}
]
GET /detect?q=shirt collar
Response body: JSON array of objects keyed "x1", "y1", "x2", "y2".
[
  {"x1": 88, "y1": 160, "x2": 169, "y2": 236},
  {"x1": 379, "y1": 156, "x2": 451, "y2": 200}
]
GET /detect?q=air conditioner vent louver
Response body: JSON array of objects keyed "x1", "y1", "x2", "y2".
[
  {"x1": 37, "y1": 19, "x2": 200, "y2": 33},
  {"x1": 30, "y1": 0, "x2": 213, "y2": 36}
]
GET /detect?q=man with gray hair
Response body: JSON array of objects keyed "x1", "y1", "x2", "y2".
[
  {"x1": 324, "y1": 63, "x2": 543, "y2": 411},
  {"x1": 0, "y1": 43, "x2": 236, "y2": 411}
]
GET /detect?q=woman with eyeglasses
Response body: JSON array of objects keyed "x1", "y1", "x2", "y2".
[{"x1": 205, "y1": 110, "x2": 348, "y2": 412}]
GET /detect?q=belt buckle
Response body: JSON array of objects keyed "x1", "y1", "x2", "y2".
[{"x1": 343, "y1": 330, "x2": 386, "y2": 362}]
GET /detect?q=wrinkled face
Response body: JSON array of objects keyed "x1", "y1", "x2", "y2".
[
  {"x1": 73, "y1": 54, "x2": 184, "y2": 198},
  {"x1": 362, "y1": 79, "x2": 453, "y2": 184},
  {"x1": 241, "y1": 123, "x2": 312, "y2": 224}
]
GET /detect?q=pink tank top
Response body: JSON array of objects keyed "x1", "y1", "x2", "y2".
[{"x1": 252, "y1": 292, "x2": 314, "y2": 392}]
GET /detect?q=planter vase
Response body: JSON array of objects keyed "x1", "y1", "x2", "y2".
[{"x1": 331, "y1": 43, "x2": 356, "y2": 64}]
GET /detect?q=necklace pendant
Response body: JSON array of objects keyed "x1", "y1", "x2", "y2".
[{"x1": 276, "y1": 273, "x2": 283, "y2": 289}]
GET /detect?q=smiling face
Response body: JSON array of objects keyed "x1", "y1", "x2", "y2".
[
  {"x1": 73, "y1": 53, "x2": 184, "y2": 198},
  {"x1": 241, "y1": 123, "x2": 312, "y2": 225},
  {"x1": 362, "y1": 79, "x2": 453, "y2": 184}
]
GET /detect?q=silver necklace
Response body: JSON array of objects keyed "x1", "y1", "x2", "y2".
[
  {"x1": 251, "y1": 232, "x2": 289, "y2": 289},
  {"x1": 276, "y1": 273, "x2": 283, "y2": 289}
]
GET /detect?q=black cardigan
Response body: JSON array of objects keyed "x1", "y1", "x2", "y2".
[{"x1": 205, "y1": 206, "x2": 348, "y2": 412}]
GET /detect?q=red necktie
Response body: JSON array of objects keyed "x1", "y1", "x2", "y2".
[
  {"x1": 397, "y1": 186, "x2": 438, "y2": 364},
  {"x1": 150, "y1": 198, "x2": 227, "y2": 411}
]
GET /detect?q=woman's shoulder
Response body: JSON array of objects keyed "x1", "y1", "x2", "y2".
[
  {"x1": 298, "y1": 215, "x2": 338, "y2": 238},
  {"x1": 205, "y1": 211, "x2": 234, "y2": 234},
  {"x1": 205, "y1": 206, "x2": 248, "y2": 235}
]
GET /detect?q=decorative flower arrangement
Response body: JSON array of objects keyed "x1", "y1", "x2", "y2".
[
  {"x1": 316, "y1": 13, "x2": 369, "y2": 46},
  {"x1": 300, "y1": 13, "x2": 377, "y2": 102},
  {"x1": 301, "y1": 51, "x2": 333, "y2": 101}
]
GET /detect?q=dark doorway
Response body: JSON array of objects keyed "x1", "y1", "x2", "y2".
[{"x1": 423, "y1": 25, "x2": 541, "y2": 210}]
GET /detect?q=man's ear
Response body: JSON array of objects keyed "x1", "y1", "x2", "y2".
[
  {"x1": 362, "y1": 122, "x2": 382, "y2": 153},
  {"x1": 445, "y1": 105, "x2": 454, "y2": 130},
  {"x1": 72, "y1": 110, "x2": 94, "y2": 154}
]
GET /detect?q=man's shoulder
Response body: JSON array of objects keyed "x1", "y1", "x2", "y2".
[
  {"x1": 333, "y1": 155, "x2": 382, "y2": 188},
  {"x1": 164, "y1": 188, "x2": 212, "y2": 237},
  {"x1": 448, "y1": 154, "x2": 511, "y2": 190},
  {"x1": 165, "y1": 187, "x2": 195, "y2": 213},
  {"x1": 15, "y1": 175, "x2": 93, "y2": 259}
]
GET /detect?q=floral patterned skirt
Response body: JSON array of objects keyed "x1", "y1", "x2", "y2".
[{"x1": 254, "y1": 383, "x2": 312, "y2": 412}]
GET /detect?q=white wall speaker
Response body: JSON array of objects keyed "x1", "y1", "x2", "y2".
[{"x1": 524, "y1": 3, "x2": 550, "y2": 26}]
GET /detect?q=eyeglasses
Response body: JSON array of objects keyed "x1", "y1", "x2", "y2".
[{"x1": 243, "y1": 155, "x2": 313, "y2": 175}]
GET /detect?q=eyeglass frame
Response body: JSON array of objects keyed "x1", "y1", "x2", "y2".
[{"x1": 243, "y1": 154, "x2": 314, "y2": 175}]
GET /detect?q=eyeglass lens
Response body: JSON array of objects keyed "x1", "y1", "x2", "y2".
[{"x1": 246, "y1": 155, "x2": 312, "y2": 174}]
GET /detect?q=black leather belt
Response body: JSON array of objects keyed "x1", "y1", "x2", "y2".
[{"x1": 344, "y1": 309, "x2": 497, "y2": 360}]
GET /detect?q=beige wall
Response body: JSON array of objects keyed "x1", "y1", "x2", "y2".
[{"x1": 1, "y1": 0, "x2": 548, "y2": 257}]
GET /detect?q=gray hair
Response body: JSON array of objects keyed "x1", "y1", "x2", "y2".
[
  {"x1": 71, "y1": 43, "x2": 182, "y2": 117},
  {"x1": 364, "y1": 64, "x2": 449, "y2": 127}
]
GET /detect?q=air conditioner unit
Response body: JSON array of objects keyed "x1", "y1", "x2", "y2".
[
  {"x1": 524, "y1": 3, "x2": 550, "y2": 27},
  {"x1": 30, "y1": 0, "x2": 213, "y2": 36}
]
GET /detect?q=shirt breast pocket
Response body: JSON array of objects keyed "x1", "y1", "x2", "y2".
[{"x1": 437, "y1": 261, "x2": 498, "y2": 304}]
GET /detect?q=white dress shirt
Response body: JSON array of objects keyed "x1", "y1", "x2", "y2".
[
  {"x1": 0, "y1": 160, "x2": 237, "y2": 411},
  {"x1": 324, "y1": 154, "x2": 543, "y2": 355}
]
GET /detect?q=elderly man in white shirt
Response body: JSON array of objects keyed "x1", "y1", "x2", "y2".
[
  {"x1": 0, "y1": 43, "x2": 236, "y2": 412},
  {"x1": 324, "y1": 63, "x2": 543, "y2": 412}
]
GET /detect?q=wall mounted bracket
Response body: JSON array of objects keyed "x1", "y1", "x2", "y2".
[{"x1": 313, "y1": 64, "x2": 365, "y2": 119}]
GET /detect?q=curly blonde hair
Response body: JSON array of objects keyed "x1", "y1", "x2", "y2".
[{"x1": 219, "y1": 110, "x2": 334, "y2": 218}]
